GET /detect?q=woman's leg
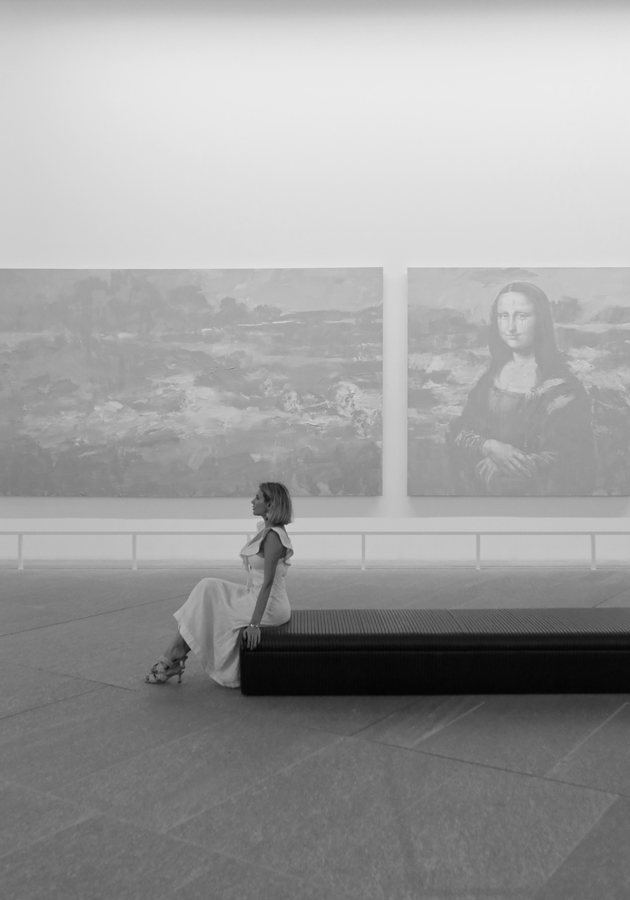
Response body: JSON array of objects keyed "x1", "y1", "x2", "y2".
[
  {"x1": 163, "y1": 631, "x2": 190, "y2": 663},
  {"x1": 145, "y1": 630, "x2": 191, "y2": 683}
]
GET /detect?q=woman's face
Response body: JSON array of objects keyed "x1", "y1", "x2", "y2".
[
  {"x1": 251, "y1": 488, "x2": 269, "y2": 518},
  {"x1": 496, "y1": 292, "x2": 537, "y2": 353}
]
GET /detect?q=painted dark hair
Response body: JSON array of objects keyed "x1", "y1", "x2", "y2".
[
  {"x1": 487, "y1": 281, "x2": 567, "y2": 380},
  {"x1": 259, "y1": 482, "x2": 293, "y2": 527}
]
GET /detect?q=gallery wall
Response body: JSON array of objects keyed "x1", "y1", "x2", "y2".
[{"x1": 1, "y1": 0, "x2": 630, "y2": 535}]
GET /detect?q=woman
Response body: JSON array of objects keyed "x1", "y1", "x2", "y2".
[
  {"x1": 449, "y1": 282, "x2": 594, "y2": 495},
  {"x1": 145, "y1": 482, "x2": 293, "y2": 688}
]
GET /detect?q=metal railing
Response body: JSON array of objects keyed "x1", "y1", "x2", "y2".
[{"x1": 1, "y1": 529, "x2": 629, "y2": 571}]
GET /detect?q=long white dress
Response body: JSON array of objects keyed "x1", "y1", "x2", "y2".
[{"x1": 173, "y1": 524, "x2": 293, "y2": 688}]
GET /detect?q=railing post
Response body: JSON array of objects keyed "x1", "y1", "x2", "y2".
[
  {"x1": 18, "y1": 533, "x2": 24, "y2": 571},
  {"x1": 132, "y1": 534, "x2": 137, "y2": 571},
  {"x1": 361, "y1": 533, "x2": 366, "y2": 570},
  {"x1": 590, "y1": 534, "x2": 596, "y2": 571},
  {"x1": 475, "y1": 534, "x2": 481, "y2": 571}
]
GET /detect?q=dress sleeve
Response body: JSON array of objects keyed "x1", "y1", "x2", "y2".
[
  {"x1": 446, "y1": 375, "x2": 494, "y2": 493},
  {"x1": 532, "y1": 379, "x2": 595, "y2": 494},
  {"x1": 449, "y1": 374, "x2": 493, "y2": 459},
  {"x1": 257, "y1": 526, "x2": 294, "y2": 565}
]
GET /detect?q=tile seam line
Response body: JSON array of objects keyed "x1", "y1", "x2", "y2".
[
  {"x1": 0, "y1": 685, "x2": 111, "y2": 723},
  {"x1": 0, "y1": 808, "x2": 101, "y2": 863},
  {"x1": 160, "y1": 733, "x2": 348, "y2": 832},
  {"x1": 0, "y1": 683, "x2": 142, "y2": 725},
  {"x1": 593, "y1": 590, "x2": 630, "y2": 608},
  {"x1": 2, "y1": 659, "x2": 147, "y2": 689},
  {"x1": 342, "y1": 697, "x2": 430, "y2": 736},
  {"x1": 1, "y1": 672, "x2": 141, "y2": 702},
  {"x1": 527, "y1": 796, "x2": 625, "y2": 900},
  {"x1": 0, "y1": 804, "x2": 260, "y2": 872},
  {"x1": 377, "y1": 745, "x2": 624, "y2": 799},
  {"x1": 160, "y1": 836, "x2": 336, "y2": 893},
  {"x1": 544, "y1": 701, "x2": 629, "y2": 776},
  {"x1": 162, "y1": 732, "x2": 466, "y2": 839},
  {"x1": 43, "y1": 723, "x2": 343, "y2": 810},
  {"x1": 178, "y1": 766, "x2": 469, "y2": 869},
  {"x1": 134, "y1": 824, "x2": 331, "y2": 894},
  {"x1": 163, "y1": 776, "x2": 465, "y2": 878},
  {"x1": 171, "y1": 851, "x2": 316, "y2": 895},
  {"x1": 348, "y1": 698, "x2": 486, "y2": 740},
  {"x1": 0, "y1": 704, "x2": 236, "y2": 788},
  {"x1": 0, "y1": 593, "x2": 192, "y2": 637}
]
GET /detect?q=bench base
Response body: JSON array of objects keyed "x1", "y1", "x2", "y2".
[{"x1": 241, "y1": 648, "x2": 630, "y2": 695}]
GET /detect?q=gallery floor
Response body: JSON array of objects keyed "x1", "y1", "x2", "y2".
[{"x1": 1, "y1": 563, "x2": 630, "y2": 900}]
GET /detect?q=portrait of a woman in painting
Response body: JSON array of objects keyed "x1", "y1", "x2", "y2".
[{"x1": 448, "y1": 281, "x2": 595, "y2": 495}]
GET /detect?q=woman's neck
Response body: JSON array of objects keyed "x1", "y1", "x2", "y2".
[{"x1": 511, "y1": 352, "x2": 536, "y2": 367}]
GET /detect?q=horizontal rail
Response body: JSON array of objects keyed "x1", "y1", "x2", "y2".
[
  {"x1": 3, "y1": 530, "x2": 630, "y2": 536},
  {"x1": 0, "y1": 529, "x2": 629, "y2": 571}
]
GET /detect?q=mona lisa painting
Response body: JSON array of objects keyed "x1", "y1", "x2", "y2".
[{"x1": 408, "y1": 267, "x2": 630, "y2": 496}]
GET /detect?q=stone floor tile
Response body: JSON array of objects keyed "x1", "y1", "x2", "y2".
[
  {"x1": 163, "y1": 671, "x2": 417, "y2": 735},
  {"x1": 0, "y1": 814, "x2": 219, "y2": 900},
  {"x1": 545, "y1": 702, "x2": 630, "y2": 795},
  {"x1": 169, "y1": 737, "x2": 464, "y2": 867},
  {"x1": 0, "y1": 663, "x2": 102, "y2": 719},
  {"x1": 0, "y1": 568, "x2": 245, "y2": 636},
  {"x1": 2, "y1": 566, "x2": 630, "y2": 900},
  {"x1": 532, "y1": 797, "x2": 630, "y2": 900},
  {"x1": 171, "y1": 855, "x2": 330, "y2": 900},
  {"x1": 0, "y1": 600, "x2": 189, "y2": 686},
  {"x1": 0, "y1": 780, "x2": 95, "y2": 859},
  {"x1": 599, "y1": 588, "x2": 630, "y2": 607},
  {"x1": 0, "y1": 684, "x2": 235, "y2": 791},
  {"x1": 53, "y1": 714, "x2": 341, "y2": 832},
  {"x1": 0, "y1": 635, "x2": 169, "y2": 691},
  {"x1": 356, "y1": 694, "x2": 628, "y2": 776},
  {"x1": 0, "y1": 580, "x2": 186, "y2": 636},
  {"x1": 453, "y1": 569, "x2": 597, "y2": 609},
  {"x1": 305, "y1": 766, "x2": 616, "y2": 900},
  {"x1": 354, "y1": 694, "x2": 488, "y2": 746},
  {"x1": 0, "y1": 685, "x2": 130, "y2": 748}
]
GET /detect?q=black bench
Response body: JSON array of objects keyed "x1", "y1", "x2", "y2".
[{"x1": 240, "y1": 608, "x2": 630, "y2": 695}]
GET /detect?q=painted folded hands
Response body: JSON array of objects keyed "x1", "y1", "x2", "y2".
[{"x1": 476, "y1": 440, "x2": 558, "y2": 490}]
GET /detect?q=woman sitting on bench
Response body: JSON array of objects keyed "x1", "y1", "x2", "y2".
[{"x1": 145, "y1": 481, "x2": 293, "y2": 689}]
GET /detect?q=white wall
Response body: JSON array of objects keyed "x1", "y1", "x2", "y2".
[{"x1": 1, "y1": 0, "x2": 630, "y2": 539}]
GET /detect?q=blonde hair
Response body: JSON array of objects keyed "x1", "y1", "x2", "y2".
[{"x1": 260, "y1": 482, "x2": 293, "y2": 527}]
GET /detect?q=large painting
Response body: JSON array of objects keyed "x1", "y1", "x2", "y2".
[
  {"x1": 0, "y1": 268, "x2": 382, "y2": 496},
  {"x1": 408, "y1": 267, "x2": 630, "y2": 496}
]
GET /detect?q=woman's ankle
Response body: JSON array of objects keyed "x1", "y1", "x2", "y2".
[{"x1": 165, "y1": 634, "x2": 189, "y2": 662}]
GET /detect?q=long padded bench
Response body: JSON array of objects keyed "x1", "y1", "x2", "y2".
[{"x1": 239, "y1": 608, "x2": 630, "y2": 695}]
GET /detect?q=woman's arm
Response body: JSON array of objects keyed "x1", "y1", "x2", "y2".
[
  {"x1": 449, "y1": 374, "x2": 493, "y2": 462},
  {"x1": 480, "y1": 439, "x2": 539, "y2": 477},
  {"x1": 243, "y1": 530, "x2": 285, "y2": 650}
]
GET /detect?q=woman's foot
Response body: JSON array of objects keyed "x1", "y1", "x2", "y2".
[
  {"x1": 146, "y1": 632, "x2": 190, "y2": 683},
  {"x1": 145, "y1": 656, "x2": 185, "y2": 684}
]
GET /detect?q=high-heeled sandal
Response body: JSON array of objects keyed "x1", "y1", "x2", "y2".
[
  {"x1": 149, "y1": 652, "x2": 188, "y2": 675},
  {"x1": 145, "y1": 656, "x2": 186, "y2": 684}
]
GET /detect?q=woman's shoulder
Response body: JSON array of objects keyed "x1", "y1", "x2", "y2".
[
  {"x1": 536, "y1": 368, "x2": 586, "y2": 398},
  {"x1": 264, "y1": 525, "x2": 291, "y2": 543}
]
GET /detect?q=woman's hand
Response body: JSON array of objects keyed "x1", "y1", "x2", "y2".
[
  {"x1": 482, "y1": 439, "x2": 535, "y2": 477},
  {"x1": 243, "y1": 624, "x2": 262, "y2": 650}
]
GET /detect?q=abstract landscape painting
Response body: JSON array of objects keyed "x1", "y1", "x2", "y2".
[
  {"x1": 0, "y1": 268, "x2": 382, "y2": 496},
  {"x1": 408, "y1": 267, "x2": 630, "y2": 496}
]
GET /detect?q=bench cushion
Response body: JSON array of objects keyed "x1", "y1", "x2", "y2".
[
  {"x1": 255, "y1": 608, "x2": 630, "y2": 649},
  {"x1": 240, "y1": 608, "x2": 630, "y2": 695}
]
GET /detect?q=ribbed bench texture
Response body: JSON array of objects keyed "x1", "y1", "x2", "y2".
[{"x1": 239, "y1": 608, "x2": 630, "y2": 695}]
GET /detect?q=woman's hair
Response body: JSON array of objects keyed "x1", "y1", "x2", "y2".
[
  {"x1": 260, "y1": 482, "x2": 293, "y2": 527},
  {"x1": 487, "y1": 281, "x2": 567, "y2": 379}
]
